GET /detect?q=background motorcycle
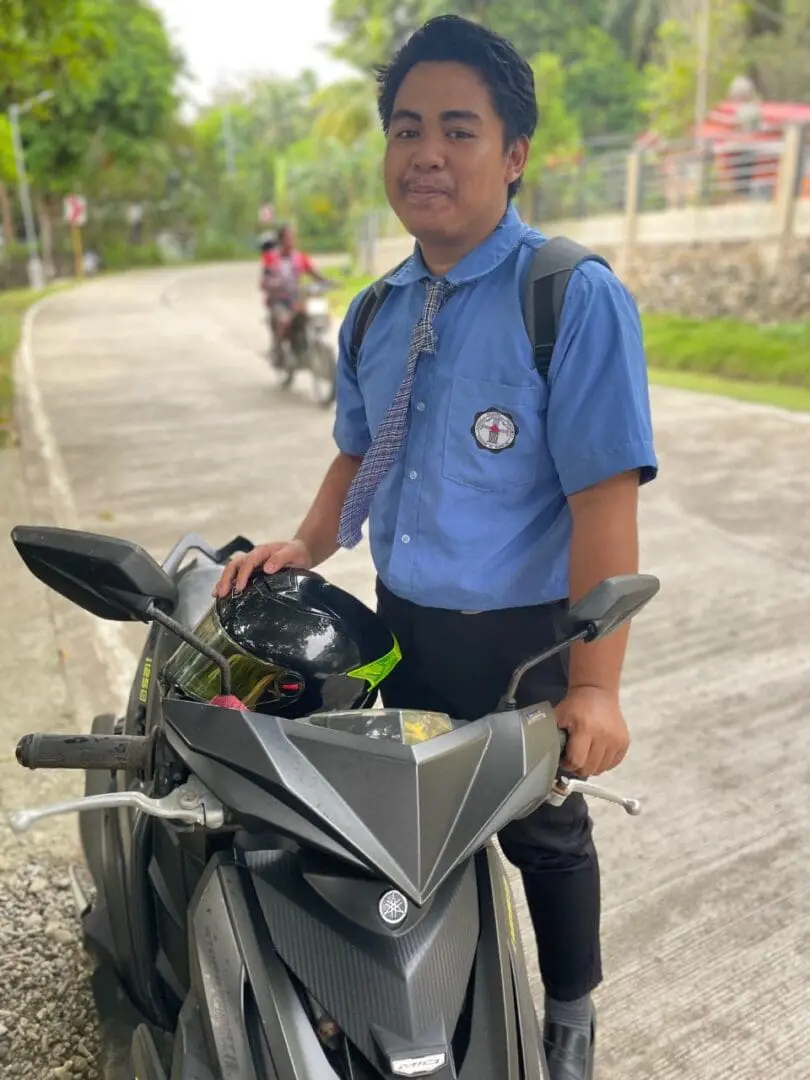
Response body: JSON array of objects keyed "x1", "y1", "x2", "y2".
[
  {"x1": 265, "y1": 281, "x2": 338, "y2": 407},
  {"x1": 8, "y1": 524, "x2": 658, "y2": 1080}
]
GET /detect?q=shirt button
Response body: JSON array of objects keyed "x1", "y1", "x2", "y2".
[
  {"x1": 409, "y1": 470, "x2": 418, "y2": 480},
  {"x1": 401, "y1": 534, "x2": 411, "y2": 544},
  {"x1": 415, "y1": 401, "x2": 426, "y2": 412}
]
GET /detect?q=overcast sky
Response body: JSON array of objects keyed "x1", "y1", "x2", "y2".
[{"x1": 151, "y1": 0, "x2": 354, "y2": 107}]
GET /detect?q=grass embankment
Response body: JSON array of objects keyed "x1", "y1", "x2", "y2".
[
  {"x1": 330, "y1": 273, "x2": 810, "y2": 412},
  {"x1": 0, "y1": 285, "x2": 73, "y2": 449},
  {"x1": 329, "y1": 274, "x2": 376, "y2": 319},
  {"x1": 643, "y1": 314, "x2": 810, "y2": 412}
]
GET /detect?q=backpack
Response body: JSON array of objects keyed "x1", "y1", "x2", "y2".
[{"x1": 349, "y1": 236, "x2": 611, "y2": 381}]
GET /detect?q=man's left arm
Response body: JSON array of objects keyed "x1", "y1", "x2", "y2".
[{"x1": 546, "y1": 263, "x2": 658, "y2": 777}]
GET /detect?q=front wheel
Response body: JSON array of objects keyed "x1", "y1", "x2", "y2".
[
  {"x1": 307, "y1": 339, "x2": 336, "y2": 407},
  {"x1": 268, "y1": 337, "x2": 294, "y2": 389}
]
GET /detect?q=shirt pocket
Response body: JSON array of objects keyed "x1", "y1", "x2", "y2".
[{"x1": 441, "y1": 376, "x2": 547, "y2": 492}]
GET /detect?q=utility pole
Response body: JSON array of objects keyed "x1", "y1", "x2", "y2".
[
  {"x1": 8, "y1": 90, "x2": 54, "y2": 290},
  {"x1": 694, "y1": 0, "x2": 711, "y2": 143},
  {"x1": 222, "y1": 106, "x2": 237, "y2": 179}
]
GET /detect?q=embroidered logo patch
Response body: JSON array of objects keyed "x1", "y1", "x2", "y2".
[{"x1": 471, "y1": 408, "x2": 518, "y2": 453}]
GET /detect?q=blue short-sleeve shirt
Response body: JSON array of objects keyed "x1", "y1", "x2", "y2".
[{"x1": 333, "y1": 205, "x2": 658, "y2": 611}]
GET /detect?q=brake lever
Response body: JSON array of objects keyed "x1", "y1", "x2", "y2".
[
  {"x1": 7, "y1": 778, "x2": 226, "y2": 834},
  {"x1": 547, "y1": 775, "x2": 642, "y2": 815}
]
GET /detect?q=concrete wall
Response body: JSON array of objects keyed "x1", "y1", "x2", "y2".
[
  {"x1": 367, "y1": 197, "x2": 810, "y2": 321},
  {"x1": 548, "y1": 198, "x2": 810, "y2": 248}
]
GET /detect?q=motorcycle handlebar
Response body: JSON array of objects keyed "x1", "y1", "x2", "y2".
[
  {"x1": 14, "y1": 720, "x2": 566, "y2": 774},
  {"x1": 16, "y1": 733, "x2": 152, "y2": 772}
]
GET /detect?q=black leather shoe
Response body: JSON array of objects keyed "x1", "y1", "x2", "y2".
[{"x1": 543, "y1": 1010, "x2": 596, "y2": 1080}]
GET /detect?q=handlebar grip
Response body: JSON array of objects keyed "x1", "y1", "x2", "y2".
[{"x1": 16, "y1": 733, "x2": 152, "y2": 772}]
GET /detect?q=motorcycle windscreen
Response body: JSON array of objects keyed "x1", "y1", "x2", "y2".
[{"x1": 301, "y1": 708, "x2": 455, "y2": 744}]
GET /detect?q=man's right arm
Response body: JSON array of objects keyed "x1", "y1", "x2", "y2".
[
  {"x1": 214, "y1": 293, "x2": 371, "y2": 597},
  {"x1": 292, "y1": 451, "x2": 362, "y2": 566}
]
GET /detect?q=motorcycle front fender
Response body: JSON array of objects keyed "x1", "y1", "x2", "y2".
[{"x1": 176, "y1": 853, "x2": 337, "y2": 1079}]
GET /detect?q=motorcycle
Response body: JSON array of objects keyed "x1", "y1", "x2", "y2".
[
  {"x1": 265, "y1": 281, "x2": 338, "y2": 408},
  {"x1": 7, "y1": 523, "x2": 659, "y2": 1080}
]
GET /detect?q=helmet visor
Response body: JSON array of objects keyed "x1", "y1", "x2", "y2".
[{"x1": 162, "y1": 607, "x2": 292, "y2": 709}]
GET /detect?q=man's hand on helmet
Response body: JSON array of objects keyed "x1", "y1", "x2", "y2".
[{"x1": 213, "y1": 539, "x2": 313, "y2": 598}]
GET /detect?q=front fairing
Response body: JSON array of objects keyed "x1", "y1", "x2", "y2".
[{"x1": 161, "y1": 696, "x2": 562, "y2": 906}]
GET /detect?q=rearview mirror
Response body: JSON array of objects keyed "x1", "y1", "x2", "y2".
[
  {"x1": 563, "y1": 573, "x2": 660, "y2": 641},
  {"x1": 11, "y1": 525, "x2": 178, "y2": 623}
]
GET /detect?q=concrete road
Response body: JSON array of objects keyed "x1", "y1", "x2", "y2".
[{"x1": 3, "y1": 263, "x2": 810, "y2": 1079}]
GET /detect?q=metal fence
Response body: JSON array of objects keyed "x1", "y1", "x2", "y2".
[
  {"x1": 525, "y1": 149, "x2": 629, "y2": 223},
  {"x1": 530, "y1": 128, "x2": 810, "y2": 221}
]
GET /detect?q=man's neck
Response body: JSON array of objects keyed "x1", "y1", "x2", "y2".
[{"x1": 417, "y1": 204, "x2": 509, "y2": 277}]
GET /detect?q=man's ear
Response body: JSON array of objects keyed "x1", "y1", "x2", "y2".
[{"x1": 506, "y1": 136, "x2": 530, "y2": 185}]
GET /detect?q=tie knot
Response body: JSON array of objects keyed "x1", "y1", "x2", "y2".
[
  {"x1": 426, "y1": 277, "x2": 454, "y2": 299},
  {"x1": 421, "y1": 277, "x2": 455, "y2": 323}
]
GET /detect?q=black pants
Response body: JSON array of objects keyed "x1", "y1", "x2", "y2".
[{"x1": 376, "y1": 580, "x2": 602, "y2": 1002}]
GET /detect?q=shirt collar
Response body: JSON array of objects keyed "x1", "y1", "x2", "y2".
[{"x1": 385, "y1": 203, "x2": 527, "y2": 288}]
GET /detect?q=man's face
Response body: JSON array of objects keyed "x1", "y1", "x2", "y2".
[
  {"x1": 280, "y1": 227, "x2": 294, "y2": 252},
  {"x1": 384, "y1": 61, "x2": 528, "y2": 248}
]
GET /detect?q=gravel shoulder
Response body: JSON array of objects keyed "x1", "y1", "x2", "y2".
[{"x1": 0, "y1": 448, "x2": 101, "y2": 1079}]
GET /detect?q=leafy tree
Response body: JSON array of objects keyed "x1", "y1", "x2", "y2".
[
  {"x1": 0, "y1": 0, "x2": 109, "y2": 116},
  {"x1": 746, "y1": 0, "x2": 810, "y2": 100},
  {"x1": 311, "y1": 78, "x2": 377, "y2": 145},
  {"x1": 21, "y1": 0, "x2": 182, "y2": 198},
  {"x1": 328, "y1": 0, "x2": 647, "y2": 141},
  {"x1": 330, "y1": 0, "x2": 424, "y2": 73},
  {"x1": 524, "y1": 53, "x2": 581, "y2": 181},
  {"x1": 643, "y1": 0, "x2": 748, "y2": 138},
  {"x1": 565, "y1": 27, "x2": 646, "y2": 139}
]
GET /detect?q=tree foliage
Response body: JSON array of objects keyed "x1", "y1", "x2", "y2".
[
  {"x1": 643, "y1": 0, "x2": 748, "y2": 138},
  {"x1": 0, "y1": 0, "x2": 108, "y2": 111},
  {"x1": 745, "y1": 0, "x2": 810, "y2": 101},
  {"x1": 20, "y1": 0, "x2": 182, "y2": 198},
  {"x1": 1, "y1": 0, "x2": 807, "y2": 275}
]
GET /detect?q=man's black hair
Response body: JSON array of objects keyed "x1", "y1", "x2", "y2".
[{"x1": 376, "y1": 14, "x2": 537, "y2": 199}]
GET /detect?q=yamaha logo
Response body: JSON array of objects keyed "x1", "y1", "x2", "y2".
[{"x1": 378, "y1": 889, "x2": 408, "y2": 927}]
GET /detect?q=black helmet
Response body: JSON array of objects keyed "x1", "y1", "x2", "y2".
[
  {"x1": 162, "y1": 568, "x2": 401, "y2": 717},
  {"x1": 258, "y1": 229, "x2": 278, "y2": 252}
]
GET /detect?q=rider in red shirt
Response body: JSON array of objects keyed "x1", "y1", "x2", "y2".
[{"x1": 261, "y1": 224, "x2": 329, "y2": 363}]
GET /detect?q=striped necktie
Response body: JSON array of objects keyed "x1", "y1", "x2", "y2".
[{"x1": 337, "y1": 277, "x2": 455, "y2": 549}]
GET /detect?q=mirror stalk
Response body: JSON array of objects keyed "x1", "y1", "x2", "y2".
[
  {"x1": 497, "y1": 625, "x2": 593, "y2": 711},
  {"x1": 147, "y1": 603, "x2": 232, "y2": 699}
]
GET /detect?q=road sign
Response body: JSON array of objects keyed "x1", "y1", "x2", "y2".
[
  {"x1": 258, "y1": 203, "x2": 274, "y2": 224},
  {"x1": 63, "y1": 194, "x2": 87, "y2": 228}
]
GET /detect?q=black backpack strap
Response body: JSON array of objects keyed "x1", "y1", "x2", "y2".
[
  {"x1": 349, "y1": 258, "x2": 410, "y2": 372},
  {"x1": 523, "y1": 237, "x2": 612, "y2": 380}
]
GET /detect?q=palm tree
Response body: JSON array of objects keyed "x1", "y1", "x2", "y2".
[{"x1": 311, "y1": 78, "x2": 377, "y2": 145}]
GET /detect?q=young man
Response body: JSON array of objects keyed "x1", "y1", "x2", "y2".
[{"x1": 216, "y1": 15, "x2": 657, "y2": 1079}]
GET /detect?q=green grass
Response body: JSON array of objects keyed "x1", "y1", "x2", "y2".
[
  {"x1": 642, "y1": 314, "x2": 810, "y2": 390},
  {"x1": 328, "y1": 272, "x2": 376, "y2": 320},
  {"x1": 331, "y1": 276, "x2": 809, "y2": 412},
  {"x1": 648, "y1": 368, "x2": 810, "y2": 411},
  {"x1": 0, "y1": 284, "x2": 73, "y2": 449}
]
